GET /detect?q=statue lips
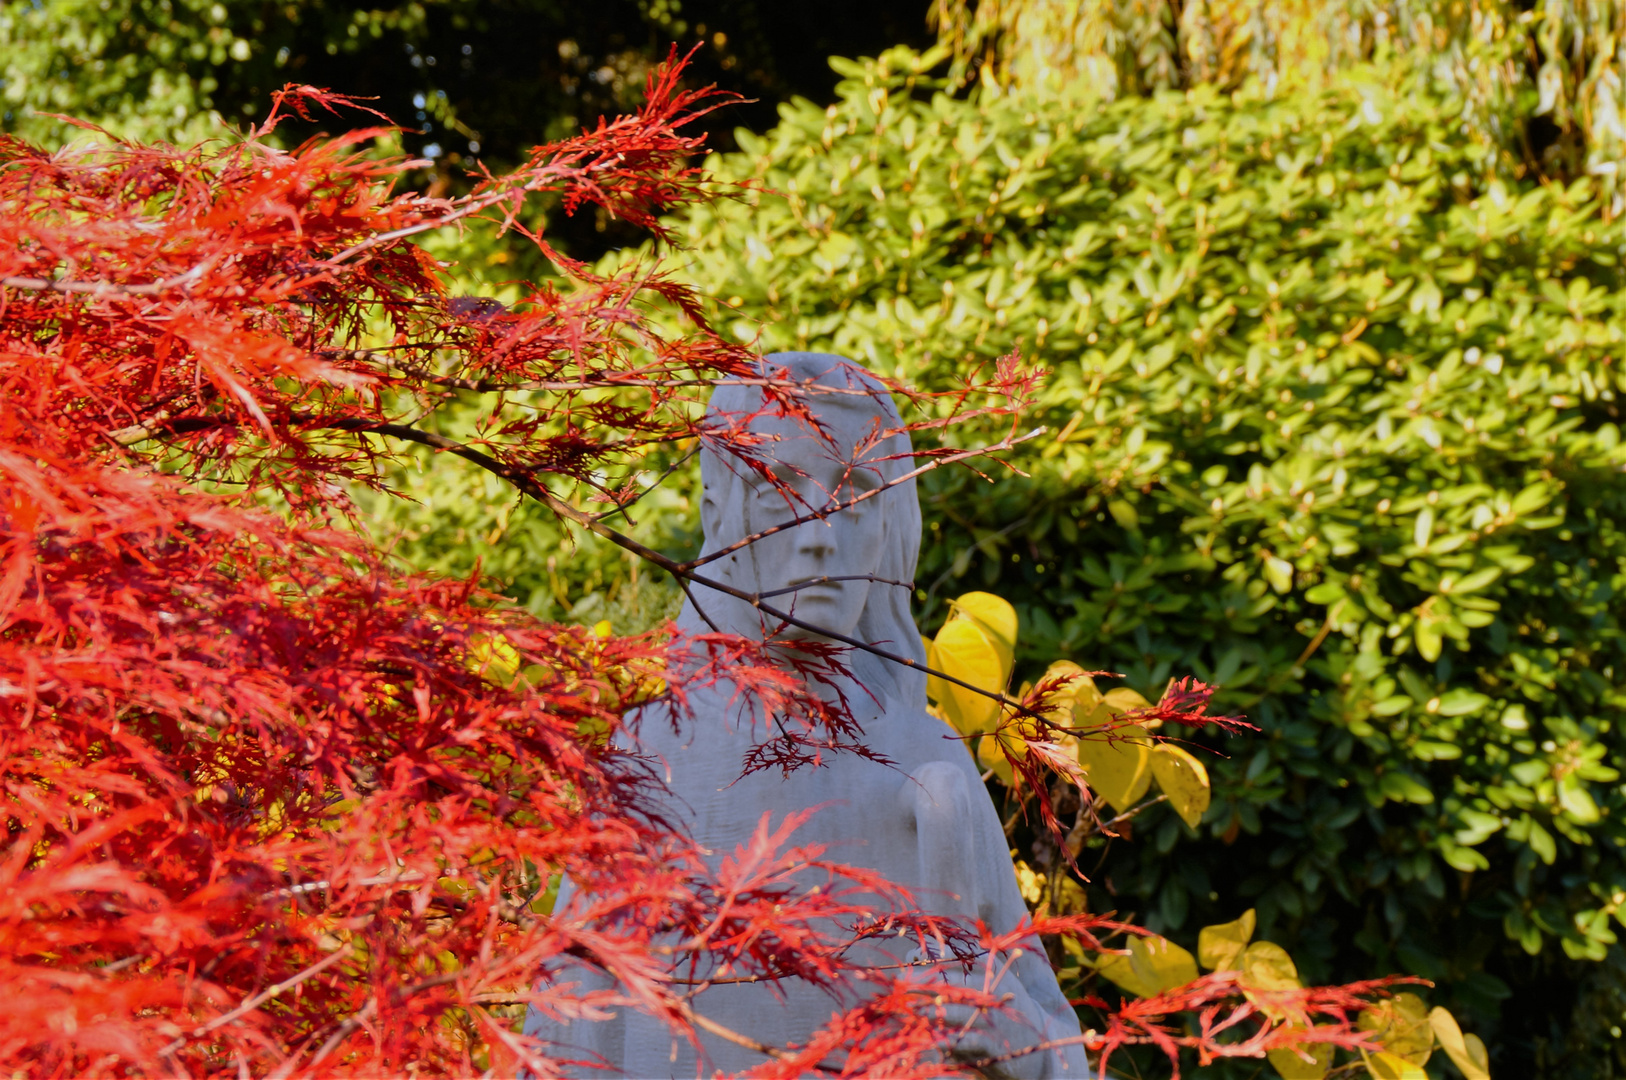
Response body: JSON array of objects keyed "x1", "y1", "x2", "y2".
[{"x1": 784, "y1": 577, "x2": 841, "y2": 602}]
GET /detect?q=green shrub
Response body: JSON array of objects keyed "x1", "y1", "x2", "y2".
[{"x1": 658, "y1": 47, "x2": 1626, "y2": 1066}]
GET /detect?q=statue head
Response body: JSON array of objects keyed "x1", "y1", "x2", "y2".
[{"x1": 682, "y1": 352, "x2": 926, "y2": 709}]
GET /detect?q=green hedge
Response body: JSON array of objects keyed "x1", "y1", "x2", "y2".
[{"x1": 657, "y1": 47, "x2": 1626, "y2": 1066}]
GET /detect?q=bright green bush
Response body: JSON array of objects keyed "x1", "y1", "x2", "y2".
[{"x1": 659, "y1": 46, "x2": 1626, "y2": 1065}]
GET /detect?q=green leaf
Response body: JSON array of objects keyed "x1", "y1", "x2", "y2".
[
  {"x1": 1305, "y1": 581, "x2": 1345, "y2": 604},
  {"x1": 1435, "y1": 689, "x2": 1490, "y2": 716},
  {"x1": 1414, "y1": 620, "x2": 1443, "y2": 662},
  {"x1": 1263, "y1": 555, "x2": 1294, "y2": 594}
]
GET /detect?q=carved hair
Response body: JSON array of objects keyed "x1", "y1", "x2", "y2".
[{"x1": 678, "y1": 352, "x2": 927, "y2": 712}]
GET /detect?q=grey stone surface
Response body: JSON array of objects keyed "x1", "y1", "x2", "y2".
[{"x1": 524, "y1": 353, "x2": 1087, "y2": 1078}]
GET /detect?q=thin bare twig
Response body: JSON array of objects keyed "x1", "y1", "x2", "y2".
[
  {"x1": 756, "y1": 575, "x2": 915, "y2": 599},
  {"x1": 358, "y1": 351, "x2": 910, "y2": 399},
  {"x1": 1, "y1": 262, "x2": 209, "y2": 298},
  {"x1": 593, "y1": 440, "x2": 700, "y2": 526},
  {"x1": 683, "y1": 428, "x2": 1045, "y2": 572},
  {"x1": 270, "y1": 869, "x2": 426, "y2": 898},
  {"x1": 326, "y1": 422, "x2": 1046, "y2": 719},
  {"x1": 1097, "y1": 794, "x2": 1168, "y2": 835},
  {"x1": 163, "y1": 947, "x2": 353, "y2": 1054},
  {"x1": 107, "y1": 411, "x2": 1043, "y2": 717}
]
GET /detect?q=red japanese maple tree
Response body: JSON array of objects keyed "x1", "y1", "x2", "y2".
[{"x1": 0, "y1": 54, "x2": 1404, "y2": 1078}]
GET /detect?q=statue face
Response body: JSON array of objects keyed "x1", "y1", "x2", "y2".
[{"x1": 734, "y1": 408, "x2": 888, "y2": 642}]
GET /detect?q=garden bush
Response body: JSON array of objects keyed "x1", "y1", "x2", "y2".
[{"x1": 658, "y1": 45, "x2": 1626, "y2": 1070}]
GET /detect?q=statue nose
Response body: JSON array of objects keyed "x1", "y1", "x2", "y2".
[{"x1": 796, "y1": 527, "x2": 837, "y2": 558}]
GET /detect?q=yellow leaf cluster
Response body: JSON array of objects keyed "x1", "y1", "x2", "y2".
[
  {"x1": 924, "y1": 592, "x2": 1212, "y2": 826},
  {"x1": 923, "y1": 595, "x2": 1495, "y2": 1080}
]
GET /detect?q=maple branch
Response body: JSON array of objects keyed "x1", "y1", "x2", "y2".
[
  {"x1": 328, "y1": 420, "x2": 1047, "y2": 720},
  {"x1": 594, "y1": 439, "x2": 699, "y2": 526},
  {"x1": 163, "y1": 947, "x2": 353, "y2": 1054},
  {"x1": 756, "y1": 575, "x2": 916, "y2": 599},
  {"x1": 283, "y1": 971, "x2": 463, "y2": 1077},
  {"x1": 1, "y1": 261, "x2": 210, "y2": 298},
  {"x1": 685, "y1": 1006, "x2": 792, "y2": 1061},
  {"x1": 317, "y1": 159, "x2": 626, "y2": 270},
  {"x1": 1097, "y1": 794, "x2": 1168, "y2": 836},
  {"x1": 680, "y1": 427, "x2": 1045, "y2": 572},
  {"x1": 355, "y1": 351, "x2": 909, "y2": 399}
]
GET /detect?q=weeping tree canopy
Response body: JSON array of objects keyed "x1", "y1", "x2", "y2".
[{"x1": 929, "y1": 0, "x2": 1626, "y2": 208}]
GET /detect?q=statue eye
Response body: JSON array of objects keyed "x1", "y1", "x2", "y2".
[{"x1": 849, "y1": 469, "x2": 882, "y2": 493}]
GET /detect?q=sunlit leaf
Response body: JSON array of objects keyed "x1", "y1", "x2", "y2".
[
  {"x1": 1267, "y1": 1040, "x2": 1334, "y2": 1079},
  {"x1": 927, "y1": 617, "x2": 1006, "y2": 733},
  {"x1": 1359, "y1": 992, "x2": 1433, "y2": 1065},
  {"x1": 947, "y1": 590, "x2": 1019, "y2": 682},
  {"x1": 1363, "y1": 1049, "x2": 1429, "y2": 1079},
  {"x1": 1092, "y1": 933, "x2": 1198, "y2": 997},
  {"x1": 1150, "y1": 743, "x2": 1211, "y2": 826},
  {"x1": 1428, "y1": 1006, "x2": 1491, "y2": 1079},
  {"x1": 1076, "y1": 725, "x2": 1152, "y2": 812},
  {"x1": 1198, "y1": 908, "x2": 1257, "y2": 971},
  {"x1": 1241, "y1": 941, "x2": 1302, "y2": 991}
]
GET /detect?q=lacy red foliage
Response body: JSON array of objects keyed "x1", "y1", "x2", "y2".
[{"x1": 0, "y1": 52, "x2": 1406, "y2": 1078}]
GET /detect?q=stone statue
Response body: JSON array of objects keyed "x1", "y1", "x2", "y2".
[{"x1": 524, "y1": 353, "x2": 1087, "y2": 1078}]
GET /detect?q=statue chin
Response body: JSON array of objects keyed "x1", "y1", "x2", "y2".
[{"x1": 523, "y1": 352, "x2": 1089, "y2": 1079}]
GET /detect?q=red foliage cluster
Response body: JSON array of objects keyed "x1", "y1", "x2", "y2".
[
  {"x1": 1078, "y1": 969, "x2": 1419, "y2": 1076},
  {"x1": 0, "y1": 51, "x2": 1409, "y2": 1078}
]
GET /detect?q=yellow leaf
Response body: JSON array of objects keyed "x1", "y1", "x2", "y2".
[
  {"x1": 1198, "y1": 908, "x2": 1256, "y2": 971},
  {"x1": 927, "y1": 618, "x2": 1005, "y2": 733},
  {"x1": 1076, "y1": 728, "x2": 1151, "y2": 812},
  {"x1": 1013, "y1": 859, "x2": 1045, "y2": 904},
  {"x1": 1039, "y1": 660, "x2": 1102, "y2": 713},
  {"x1": 1091, "y1": 933, "x2": 1197, "y2": 997},
  {"x1": 1464, "y1": 1035, "x2": 1490, "y2": 1075},
  {"x1": 1266, "y1": 1041, "x2": 1334, "y2": 1079},
  {"x1": 1240, "y1": 941, "x2": 1301, "y2": 991},
  {"x1": 1103, "y1": 686, "x2": 1151, "y2": 712},
  {"x1": 1091, "y1": 951, "x2": 1163, "y2": 999},
  {"x1": 977, "y1": 730, "x2": 1016, "y2": 785},
  {"x1": 1428, "y1": 1008, "x2": 1490, "y2": 1080},
  {"x1": 1359, "y1": 993, "x2": 1433, "y2": 1065},
  {"x1": 1129, "y1": 933, "x2": 1198, "y2": 993},
  {"x1": 947, "y1": 591, "x2": 1018, "y2": 682},
  {"x1": 1150, "y1": 744, "x2": 1211, "y2": 826},
  {"x1": 591, "y1": 619, "x2": 612, "y2": 638},
  {"x1": 468, "y1": 632, "x2": 523, "y2": 686},
  {"x1": 1363, "y1": 1050, "x2": 1429, "y2": 1079},
  {"x1": 1104, "y1": 684, "x2": 1160, "y2": 728}
]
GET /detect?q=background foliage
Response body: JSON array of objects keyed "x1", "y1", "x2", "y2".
[
  {"x1": 930, "y1": 0, "x2": 1626, "y2": 209},
  {"x1": 659, "y1": 46, "x2": 1626, "y2": 1075},
  {"x1": 0, "y1": 0, "x2": 932, "y2": 256}
]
